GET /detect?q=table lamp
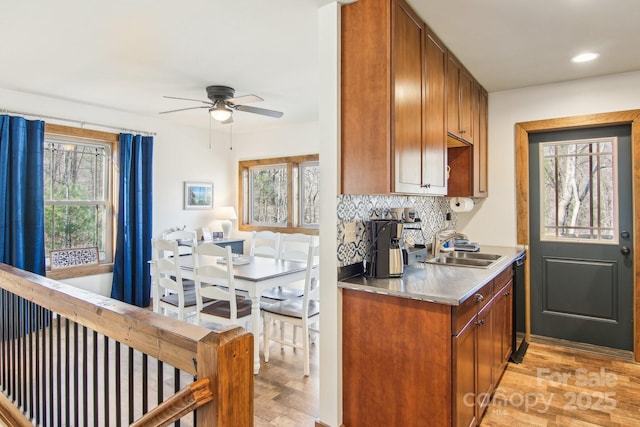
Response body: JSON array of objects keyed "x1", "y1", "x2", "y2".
[{"x1": 215, "y1": 206, "x2": 237, "y2": 239}]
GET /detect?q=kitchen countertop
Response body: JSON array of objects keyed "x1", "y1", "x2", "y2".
[{"x1": 338, "y1": 245, "x2": 525, "y2": 306}]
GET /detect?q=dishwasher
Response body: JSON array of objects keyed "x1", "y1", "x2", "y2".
[{"x1": 510, "y1": 251, "x2": 528, "y2": 363}]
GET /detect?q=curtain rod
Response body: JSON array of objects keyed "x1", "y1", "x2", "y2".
[{"x1": 0, "y1": 107, "x2": 157, "y2": 136}]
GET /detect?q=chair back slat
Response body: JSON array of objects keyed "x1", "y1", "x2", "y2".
[
  {"x1": 250, "y1": 231, "x2": 280, "y2": 258},
  {"x1": 302, "y1": 244, "x2": 320, "y2": 312},
  {"x1": 151, "y1": 238, "x2": 195, "y2": 320},
  {"x1": 193, "y1": 244, "x2": 243, "y2": 322},
  {"x1": 279, "y1": 233, "x2": 314, "y2": 261}
]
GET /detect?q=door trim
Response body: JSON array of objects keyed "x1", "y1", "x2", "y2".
[{"x1": 515, "y1": 110, "x2": 640, "y2": 362}]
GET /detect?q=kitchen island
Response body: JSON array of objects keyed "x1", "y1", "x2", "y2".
[{"x1": 339, "y1": 246, "x2": 525, "y2": 427}]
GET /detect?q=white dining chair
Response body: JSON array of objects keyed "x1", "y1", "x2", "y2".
[
  {"x1": 261, "y1": 233, "x2": 313, "y2": 301},
  {"x1": 162, "y1": 229, "x2": 197, "y2": 256},
  {"x1": 151, "y1": 238, "x2": 201, "y2": 321},
  {"x1": 250, "y1": 230, "x2": 280, "y2": 258},
  {"x1": 262, "y1": 243, "x2": 319, "y2": 376},
  {"x1": 193, "y1": 243, "x2": 252, "y2": 330}
]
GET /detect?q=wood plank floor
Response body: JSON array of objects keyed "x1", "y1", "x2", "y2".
[
  {"x1": 254, "y1": 335, "x2": 640, "y2": 426},
  {"x1": 254, "y1": 326, "x2": 320, "y2": 426},
  {"x1": 481, "y1": 339, "x2": 640, "y2": 427}
]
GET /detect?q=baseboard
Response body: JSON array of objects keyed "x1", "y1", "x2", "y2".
[{"x1": 316, "y1": 420, "x2": 345, "y2": 427}]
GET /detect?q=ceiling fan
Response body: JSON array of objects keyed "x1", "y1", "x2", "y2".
[{"x1": 159, "y1": 85, "x2": 284, "y2": 124}]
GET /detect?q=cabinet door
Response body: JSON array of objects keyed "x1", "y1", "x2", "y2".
[
  {"x1": 473, "y1": 85, "x2": 488, "y2": 197},
  {"x1": 340, "y1": 0, "x2": 393, "y2": 194},
  {"x1": 422, "y1": 28, "x2": 447, "y2": 195},
  {"x1": 458, "y1": 68, "x2": 474, "y2": 142},
  {"x1": 392, "y1": 0, "x2": 424, "y2": 193},
  {"x1": 492, "y1": 281, "x2": 513, "y2": 378},
  {"x1": 476, "y1": 304, "x2": 493, "y2": 419},
  {"x1": 501, "y1": 281, "x2": 514, "y2": 365},
  {"x1": 453, "y1": 319, "x2": 477, "y2": 427},
  {"x1": 447, "y1": 54, "x2": 474, "y2": 145}
]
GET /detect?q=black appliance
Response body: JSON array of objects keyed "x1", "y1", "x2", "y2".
[
  {"x1": 510, "y1": 251, "x2": 528, "y2": 363},
  {"x1": 366, "y1": 219, "x2": 404, "y2": 278}
]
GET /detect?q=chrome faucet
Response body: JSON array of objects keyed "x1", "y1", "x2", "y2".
[{"x1": 432, "y1": 231, "x2": 468, "y2": 258}]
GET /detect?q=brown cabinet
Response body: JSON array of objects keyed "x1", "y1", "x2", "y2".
[
  {"x1": 341, "y1": 0, "x2": 447, "y2": 195},
  {"x1": 474, "y1": 85, "x2": 489, "y2": 197},
  {"x1": 447, "y1": 81, "x2": 489, "y2": 198},
  {"x1": 343, "y1": 263, "x2": 515, "y2": 427},
  {"x1": 420, "y1": 28, "x2": 448, "y2": 195},
  {"x1": 493, "y1": 280, "x2": 513, "y2": 378},
  {"x1": 447, "y1": 53, "x2": 474, "y2": 145},
  {"x1": 392, "y1": 0, "x2": 427, "y2": 193},
  {"x1": 453, "y1": 319, "x2": 477, "y2": 427},
  {"x1": 452, "y1": 280, "x2": 494, "y2": 427}
]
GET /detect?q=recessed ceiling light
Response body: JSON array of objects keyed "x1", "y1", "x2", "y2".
[{"x1": 571, "y1": 52, "x2": 599, "y2": 63}]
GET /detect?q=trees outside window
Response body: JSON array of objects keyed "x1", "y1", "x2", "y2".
[
  {"x1": 540, "y1": 138, "x2": 616, "y2": 242},
  {"x1": 43, "y1": 124, "x2": 117, "y2": 274},
  {"x1": 239, "y1": 154, "x2": 319, "y2": 234}
]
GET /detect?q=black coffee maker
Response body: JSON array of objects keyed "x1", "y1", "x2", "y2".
[{"x1": 366, "y1": 219, "x2": 404, "y2": 278}]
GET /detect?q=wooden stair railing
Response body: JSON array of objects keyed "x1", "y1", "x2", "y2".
[
  {"x1": 130, "y1": 378, "x2": 213, "y2": 426},
  {"x1": 0, "y1": 263, "x2": 254, "y2": 426}
]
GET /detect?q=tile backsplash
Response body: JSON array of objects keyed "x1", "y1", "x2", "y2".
[{"x1": 336, "y1": 194, "x2": 456, "y2": 267}]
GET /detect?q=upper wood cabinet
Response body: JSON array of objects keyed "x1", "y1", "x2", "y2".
[
  {"x1": 447, "y1": 53, "x2": 474, "y2": 145},
  {"x1": 447, "y1": 80, "x2": 489, "y2": 198},
  {"x1": 341, "y1": 0, "x2": 447, "y2": 195},
  {"x1": 392, "y1": 0, "x2": 427, "y2": 194},
  {"x1": 341, "y1": 0, "x2": 486, "y2": 197},
  {"x1": 421, "y1": 28, "x2": 448, "y2": 195},
  {"x1": 341, "y1": 0, "x2": 394, "y2": 195},
  {"x1": 474, "y1": 85, "x2": 489, "y2": 197}
]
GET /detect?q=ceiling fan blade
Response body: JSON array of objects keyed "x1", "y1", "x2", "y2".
[
  {"x1": 159, "y1": 105, "x2": 210, "y2": 114},
  {"x1": 163, "y1": 95, "x2": 213, "y2": 105},
  {"x1": 235, "y1": 104, "x2": 284, "y2": 118},
  {"x1": 228, "y1": 94, "x2": 263, "y2": 104}
]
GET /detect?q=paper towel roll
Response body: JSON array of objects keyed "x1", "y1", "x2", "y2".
[{"x1": 450, "y1": 197, "x2": 474, "y2": 212}]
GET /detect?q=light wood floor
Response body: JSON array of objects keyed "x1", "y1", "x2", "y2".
[
  {"x1": 254, "y1": 336, "x2": 640, "y2": 426},
  {"x1": 254, "y1": 328, "x2": 320, "y2": 426}
]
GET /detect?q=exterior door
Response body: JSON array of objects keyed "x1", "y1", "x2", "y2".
[{"x1": 529, "y1": 125, "x2": 633, "y2": 350}]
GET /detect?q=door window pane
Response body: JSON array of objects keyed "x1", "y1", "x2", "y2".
[{"x1": 539, "y1": 137, "x2": 618, "y2": 243}]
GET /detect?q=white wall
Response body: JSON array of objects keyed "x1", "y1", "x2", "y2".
[
  {"x1": 457, "y1": 70, "x2": 640, "y2": 246},
  {"x1": 0, "y1": 86, "x2": 232, "y2": 295},
  {"x1": 228, "y1": 121, "x2": 320, "y2": 251}
]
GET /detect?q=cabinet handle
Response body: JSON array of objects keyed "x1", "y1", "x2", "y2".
[
  {"x1": 460, "y1": 130, "x2": 466, "y2": 134},
  {"x1": 476, "y1": 318, "x2": 484, "y2": 326},
  {"x1": 475, "y1": 294, "x2": 484, "y2": 303},
  {"x1": 505, "y1": 291, "x2": 511, "y2": 297},
  {"x1": 421, "y1": 183, "x2": 431, "y2": 189}
]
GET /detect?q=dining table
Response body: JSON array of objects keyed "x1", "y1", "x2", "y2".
[{"x1": 179, "y1": 254, "x2": 309, "y2": 374}]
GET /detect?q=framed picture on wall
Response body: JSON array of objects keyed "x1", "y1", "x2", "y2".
[{"x1": 184, "y1": 181, "x2": 213, "y2": 210}]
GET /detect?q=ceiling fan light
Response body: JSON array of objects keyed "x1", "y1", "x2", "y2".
[{"x1": 209, "y1": 105, "x2": 232, "y2": 122}]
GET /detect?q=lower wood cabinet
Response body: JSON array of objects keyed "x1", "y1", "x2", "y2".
[
  {"x1": 343, "y1": 264, "x2": 514, "y2": 427},
  {"x1": 493, "y1": 280, "x2": 513, "y2": 378},
  {"x1": 453, "y1": 318, "x2": 477, "y2": 427}
]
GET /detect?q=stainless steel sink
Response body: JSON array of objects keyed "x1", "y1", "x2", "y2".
[
  {"x1": 424, "y1": 252, "x2": 503, "y2": 268},
  {"x1": 446, "y1": 251, "x2": 502, "y2": 261}
]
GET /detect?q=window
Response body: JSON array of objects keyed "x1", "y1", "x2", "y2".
[
  {"x1": 239, "y1": 154, "x2": 319, "y2": 234},
  {"x1": 299, "y1": 161, "x2": 320, "y2": 227},
  {"x1": 539, "y1": 137, "x2": 617, "y2": 243},
  {"x1": 44, "y1": 124, "x2": 118, "y2": 275}
]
